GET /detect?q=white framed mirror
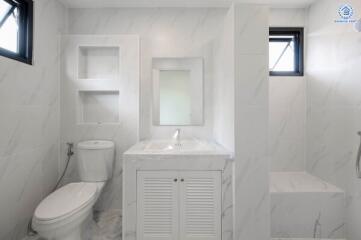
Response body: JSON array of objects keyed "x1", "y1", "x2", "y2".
[{"x1": 152, "y1": 57, "x2": 204, "y2": 126}]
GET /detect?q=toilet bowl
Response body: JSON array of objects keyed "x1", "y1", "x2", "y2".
[{"x1": 32, "y1": 140, "x2": 115, "y2": 240}]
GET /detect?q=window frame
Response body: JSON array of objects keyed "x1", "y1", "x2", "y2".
[
  {"x1": 0, "y1": 0, "x2": 33, "y2": 65},
  {"x1": 269, "y1": 27, "x2": 304, "y2": 77}
]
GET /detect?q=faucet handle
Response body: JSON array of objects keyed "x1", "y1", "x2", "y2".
[{"x1": 173, "y1": 129, "x2": 180, "y2": 138}]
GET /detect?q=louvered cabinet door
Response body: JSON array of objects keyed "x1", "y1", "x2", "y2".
[
  {"x1": 137, "y1": 171, "x2": 179, "y2": 240},
  {"x1": 179, "y1": 171, "x2": 222, "y2": 240}
]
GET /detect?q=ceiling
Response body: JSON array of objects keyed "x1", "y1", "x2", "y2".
[{"x1": 58, "y1": 0, "x2": 316, "y2": 8}]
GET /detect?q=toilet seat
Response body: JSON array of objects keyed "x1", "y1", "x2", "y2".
[{"x1": 34, "y1": 182, "x2": 97, "y2": 222}]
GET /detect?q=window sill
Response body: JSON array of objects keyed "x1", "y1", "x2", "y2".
[
  {"x1": 269, "y1": 71, "x2": 304, "y2": 77},
  {"x1": 0, "y1": 48, "x2": 32, "y2": 65}
]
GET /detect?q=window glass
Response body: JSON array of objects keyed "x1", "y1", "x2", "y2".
[
  {"x1": 269, "y1": 28, "x2": 303, "y2": 76},
  {"x1": 0, "y1": 1, "x2": 12, "y2": 19},
  {"x1": 0, "y1": 0, "x2": 33, "y2": 64},
  {"x1": 0, "y1": 2, "x2": 19, "y2": 53},
  {"x1": 269, "y1": 40, "x2": 295, "y2": 72}
]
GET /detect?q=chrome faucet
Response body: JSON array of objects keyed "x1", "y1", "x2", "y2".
[{"x1": 173, "y1": 129, "x2": 181, "y2": 146}]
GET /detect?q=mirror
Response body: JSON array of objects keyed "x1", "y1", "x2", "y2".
[
  {"x1": 152, "y1": 58, "x2": 203, "y2": 126},
  {"x1": 159, "y1": 70, "x2": 192, "y2": 125}
]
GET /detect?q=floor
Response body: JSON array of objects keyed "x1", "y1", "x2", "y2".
[
  {"x1": 85, "y1": 210, "x2": 122, "y2": 240},
  {"x1": 23, "y1": 173, "x2": 346, "y2": 240},
  {"x1": 272, "y1": 239, "x2": 346, "y2": 240},
  {"x1": 22, "y1": 207, "x2": 347, "y2": 240},
  {"x1": 23, "y1": 209, "x2": 122, "y2": 240}
]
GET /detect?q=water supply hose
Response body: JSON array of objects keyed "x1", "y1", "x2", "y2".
[{"x1": 27, "y1": 142, "x2": 74, "y2": 236}]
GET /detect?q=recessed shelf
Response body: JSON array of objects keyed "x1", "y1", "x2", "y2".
[
  {"x1": 77, "y1": 90, "x2": 120, "y2": 124},
  {"x1": 78, "y1": 46, "x2": 119, "y2": 79}
]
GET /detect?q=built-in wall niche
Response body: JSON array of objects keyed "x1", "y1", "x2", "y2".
[
  {"x1": 78, "y1": 46, "x2": 120, "y2": 79},
  {"x1": 77, "y1": 90, "x2": 120, "y2": 124}
]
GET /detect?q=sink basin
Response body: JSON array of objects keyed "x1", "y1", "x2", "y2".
[{"x1": 144, "y1": 140, "x2": 210, "y2": 152}]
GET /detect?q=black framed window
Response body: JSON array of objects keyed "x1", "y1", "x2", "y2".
[
  {"x1": 269, "y1": 27, "x2": 303, "y2": 76},
  {"x1": 0, "y1": 0, "x2": 33, "y2": 64}
]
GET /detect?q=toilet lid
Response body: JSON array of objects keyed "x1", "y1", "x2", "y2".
[{"x1": 34, "y1": 182, "x2": 97, "y2": 221}]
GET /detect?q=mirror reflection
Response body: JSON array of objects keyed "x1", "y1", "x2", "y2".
[
  {"x1": 152, "y1": 58, "x2": 203, "y2": 126},
  {"x1": 159, "y1": 70, "x2": 192, "y2": 125}
]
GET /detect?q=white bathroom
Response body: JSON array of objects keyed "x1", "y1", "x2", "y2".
[{"x1": 0, "y1": 0, "x2": 361, "y2": 240}]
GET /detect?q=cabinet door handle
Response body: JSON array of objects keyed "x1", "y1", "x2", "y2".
[
  {"x1": 174, "y1": 178, "x2": 178, "y2": 182},
  {"x1": 180, "y1": 179, "x2": 184, "y2": 182}
]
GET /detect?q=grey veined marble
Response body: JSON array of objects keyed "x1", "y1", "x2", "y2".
[
  {"x1": 85, "y1": 210, "x2": 122, "y2": 240},
  {"x1": 272, "y1": 238, "x2": 346, "y2": 240},
  {"x1": 22, "y1": 210, "x2": 122, "y2": 240}
]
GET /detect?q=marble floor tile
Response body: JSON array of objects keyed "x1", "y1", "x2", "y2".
[
  {"x1": 272, "y1": 239, "x2": 346, "y2": 240},
  {"x1": 87, "y1": 210, "x2": 122, "y2": 240},
  {"x1": 22, "y1": 209, "x2": 122, "y2": 240}
]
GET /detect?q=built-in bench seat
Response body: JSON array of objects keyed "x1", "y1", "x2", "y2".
[{"x1": 270, "y1": 172, "x2": 345, "y2": 239}]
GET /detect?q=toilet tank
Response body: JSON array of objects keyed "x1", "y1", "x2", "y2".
[{"x1": 77, "y1": 140, "x2": 115, "y2": 182}]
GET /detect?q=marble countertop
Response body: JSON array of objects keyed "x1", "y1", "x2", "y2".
[{"x1": 124, "y1": 139, "x2": 232, "y2": 158}]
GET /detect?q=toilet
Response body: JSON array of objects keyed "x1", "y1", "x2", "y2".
[{"x1": 32, "y1": 140, "x2": 115, "y2": 240}]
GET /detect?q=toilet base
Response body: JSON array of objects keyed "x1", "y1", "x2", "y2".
[{"x1": 33, "y1": 205, "x2": 93, "y2": 240}]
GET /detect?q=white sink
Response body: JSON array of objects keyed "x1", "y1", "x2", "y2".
[{"x1": 143, "y1": 139, "x2": 211, "y2": 152}]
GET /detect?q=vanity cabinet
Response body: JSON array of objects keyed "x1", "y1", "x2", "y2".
[
  {"x1": 137, "y1": 171, "x2": 222, "y2": 240},
  {"x1": 123, "y1": 140, "x2": 233, "y2": 240}
]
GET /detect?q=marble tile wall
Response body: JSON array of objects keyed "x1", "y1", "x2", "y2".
[
  {"x1": 306, "y1": 0, "x2": 361, "y2": 239},
  {"x1": 67, "y1": 6, "x2": 270, "y2": 240},
  {"x1": 306, "y1": 0, "x2": 361, "y2": 189},
  {"x1": 65, "y1": 7, "x2": 227, "y2": 213},
  {"x1": 60, "y1": 34, "x2": 140, "y2": 213},
  {"x1": 68, "y1": 8, "x2": 227, "y2": 141},
  {"x1": 0, "y1": 0, "x2": 67, "y2": 239},
  {"x1": 213, "y1": 5, "x2": 235, "y2": 153},
  {"x1": 212, "y1": 11, "x2": 236, "y2": 240},
  {"x1": 269, "y1": 8, "x2": 307, "y2": 171},
  {"x1": 233, "y1": 4, "x2": 270, "y2": 240},
  {"x1": 213, "y1": 5, "x2": 271, "y2": 239},
  {"x1": 272, "y1": 239, "x2": 345, "y2": 240}
]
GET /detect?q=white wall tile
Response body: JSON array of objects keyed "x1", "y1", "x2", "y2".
[
  {"x1": 269, "y1": 78, "x2": 306, "y2": 171},
  {"x1": 213, "y1": 7, "x2": 235, "y2": 152},
  {"x1": 68, "y1": 8, "x2": 227, "y2": 140},
  {"x1": 269, "y1": 8, "x2": 307, "y2": 171},
  {"x1": 60, "y1": 35, "x2": 140, "y2": 212},
  {"x1": 0, "y1": 0, "x2": 67, "y2": 238},
  {"x1": 65, "y1": 8, "x2": 227, "y2": 214},
  {"x1": 306, "y1": 1, "x2": 361, "y2": 239},
  {"x1": 270, "y1": 8, "x2": 307, "y2": 27},
  {"x1": 233, "y1": 5, "x2": 270, "y2": 240}
]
